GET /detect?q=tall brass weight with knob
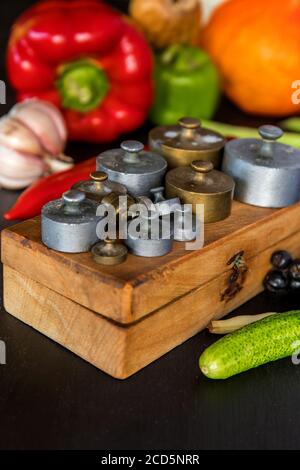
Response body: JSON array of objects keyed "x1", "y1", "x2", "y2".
[{"x1": 166, "y1": 160, "x2": 235, "y2": 223}]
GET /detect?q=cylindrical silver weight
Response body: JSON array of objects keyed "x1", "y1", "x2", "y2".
[
  {"x1": 173, "y1": 205, "x2": 197, "y2": 242},
  {"x1": 222, "y1": 157, "x2": 300, "y2": 208},
  {"x1": 42, "y1": 190, "x2": 101, "y2": 253},
  {"x1": 150, "y1": 186, "x2": 181, "y2": 216},
  {"x1": 125, "y1": 237, "x2": 172, "y2": 257},
  {"x1": 125, "y1": 211, "x2": 172, "y2": 257},
  {"x1": 222, "y1": 125, "x2": 300, "y2": 208},
  {"x1": 96, "y1": 140, "x2": 167, "y2": 197}
]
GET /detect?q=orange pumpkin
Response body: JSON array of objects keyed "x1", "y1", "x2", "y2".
[{"x1": 203, "y1": 0, "x2": 300, "y2": 116}]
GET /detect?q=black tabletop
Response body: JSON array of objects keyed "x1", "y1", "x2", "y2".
[{"x1": 1, "y1": 0, "x2": 300, "y2": 451}]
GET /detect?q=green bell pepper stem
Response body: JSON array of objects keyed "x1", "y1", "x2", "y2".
[
  {"x1": 202, "y1": 119, "x2": 300, "y2": 149},
  {"x1": 56, "y1": 59, "x2": 109, "y2": 113},
  {"x1": 160, "y1": 45, "x2": 182, "y2": 65}
]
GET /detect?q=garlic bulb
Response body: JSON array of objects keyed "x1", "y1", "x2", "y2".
[{"x1": 0, "y1": 99, "x2": 72, "y2": 190}]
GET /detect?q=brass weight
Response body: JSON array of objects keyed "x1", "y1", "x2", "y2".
[
  {"x1": 91, "y1": 239, "x2": 128, "y2": 266},
  {"x1": 149, "y1": 117, "x2": 225, "y2": 169},
  {"x1": 72, "y1": 171, "x2": 127, "y2": 202},
  {"x1": 102, "y1": 191, "x2": 136, "y2": 218},
  {"x1": 165, "y1": 160, "x2": 235, "y2": 223}
]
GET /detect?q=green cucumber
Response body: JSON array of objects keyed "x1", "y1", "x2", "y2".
[{"x1": 199, "y1": 310, "x2": 300, "y2": 379}]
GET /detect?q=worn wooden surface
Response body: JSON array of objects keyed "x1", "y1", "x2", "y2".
[{"x1": 2, "y1": 201, "x2": 300, "y2": 325}]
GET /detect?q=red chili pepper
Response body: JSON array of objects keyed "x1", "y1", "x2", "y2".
[
  {"x1": 7, "y1": 0, "x2": 153, "y2": 143},
  {"x1": 4, "y1": 157, "x2": 96, "y2": 220}
]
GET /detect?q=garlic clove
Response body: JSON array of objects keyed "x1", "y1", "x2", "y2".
[
  {"x1": 10, "y1": 100, "x2": 66, "y2": 156},
  {"x1": 27, "y1": 99, "x2": 67, "y2": 144},
  {"x1": 0, "y1": 174, "x2": 41, "y2": 190},
  {"x1": 44, "y1": 155, "x2": 74, "y2": 173},
  {"x1": 0, "y1": 145, "x2": 46, "y2": 189},
  {"x1": 0, "y1": 116, "x2": 44, "y2": 156}
]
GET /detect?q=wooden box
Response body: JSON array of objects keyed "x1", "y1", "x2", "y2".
[{"x1": 2, "y1": 201, "x2": 300, "y2": 379}]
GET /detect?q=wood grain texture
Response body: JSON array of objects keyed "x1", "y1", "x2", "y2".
[
  {"x1": 2, "y1": 201, "x2": 300, "y2": 324},
  {"x1": 4, "y1": 226, "x2": 300, "y2": 378}
]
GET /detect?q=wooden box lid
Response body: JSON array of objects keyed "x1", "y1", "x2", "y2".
[{"x1": 2, "y1": 201, "x2": 300, "y2": 325}]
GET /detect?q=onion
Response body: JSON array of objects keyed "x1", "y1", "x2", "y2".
[{"x1": 208, "y1": 312, "x2": 277, "y2": 334}]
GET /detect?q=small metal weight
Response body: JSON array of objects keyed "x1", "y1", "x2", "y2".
[
  {"x1": 91, "y1": 239, "x2": 128, "y2": 265},
  {"x1": 222, "y1": 125, "x2": 300, "y2": 208},
  {"x1": 101, "y1": 192, "x2": 136, "y2": 219},
  {"x1": 42, "y1": 190, "x2": 100, "y2": 253},
  {"x1": 149, "y1": 187, "x2": 181, "y2": 216},
  {"x1": 72, "y1": 171, "x2": 127, "y2": 202},
  {"x1": 149, "y1": 117, "x2": 225, "y2": 169},
  {"x1": 173, "y1": 205, "x2": 197, "y2": 242},
  {"x1": 125, "y1": 210, "x2": 172, "y2": 257},
  {"x1": 166, "y1": 160, "x2": 235, "y2": 223},
  {"x1": 96, "y1": 140, "x2": 167, "y2": 197}
]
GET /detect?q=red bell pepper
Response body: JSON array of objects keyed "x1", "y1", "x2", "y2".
[
  {"x1": 7, "y1": 0, "x2": 153, "y2": 143},
  {"x1": 4, "y1": 157, "x2": 96, "y2": 220}
]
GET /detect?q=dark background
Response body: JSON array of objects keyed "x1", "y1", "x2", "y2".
[{"x1": 0, "y1": 0, "x2": 300, "y2": 451}]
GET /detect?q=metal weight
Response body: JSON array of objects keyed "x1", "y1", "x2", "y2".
[
  {"x1": 91, "y1": 239, "x2": 128, "y2": 265},
  {"x1": 166, "y1": 160, "x2": 235, "y2": 223},
  {"x1": 173, "y1": 205, "x2": 197, "y2": 242},
  {"x1": 135, "y1": 195, "x2": 156, "y2": 214},
  {"x1": 149, "y1": 186, "x2": 181, "y2": 216},
  {"x1": 125, "y1": 210, "x2": 172, "y2": 257},
  {"x1": 96, "y1": 140, "x2": 167, "y2": 197},
  {"x1": 149, "y1": 117, "x2": 225, "y2": 169},
  {"x1": 222, "y1": 125, "x2": 300, "y2": 208},
  {"x1": 41, "y1": 190, "x2": 100, "y2": 253},
  {"x1": 101, "y1": 192, "x2": 136, "y2": 218},
  {"x1": 72, "y1": 171, "x2": 127, "y2": 202}
]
